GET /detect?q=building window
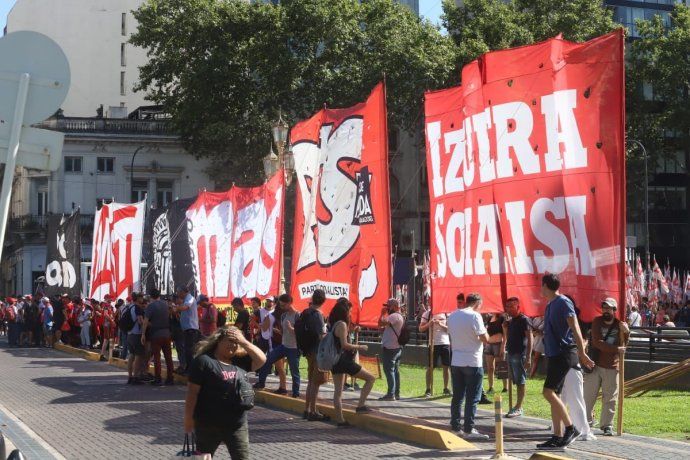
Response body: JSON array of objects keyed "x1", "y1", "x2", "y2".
[
  {"x1": 156, "y1": 180, "x2": 174, "y2": 208},
  {"x1": 97, "y1": 157, "x2": 114, "y2": 173},
  {"x1": 37, "y1": 191, "x2": 48, "y2": 216},
  {"x1": 131, "y1": 180, "x2": 148, "y2": 203},
  {"x1": 121, "y1": 43, "x2": 126, "y2": 66},
  {"x1": 120, "y1": 71, "x2": 126, "y2": 96},
  {"x1": 64, "y1": 156, "x2": 83, "y2": 173},
  {"x1": 121, "y1": 13, "x2": 127, "y2": 36},
  {"x1": 96, "y1": 198, "x2": 113, "y2": 210}
]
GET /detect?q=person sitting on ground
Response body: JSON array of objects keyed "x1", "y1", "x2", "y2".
[
  {"x1": 484, "y1": 312, "x2": 507, "y2": 394},
  {"x1": 328, "y1": 298, "x2": 376, "y2": 427},
  {"x1": 184, "y1": 326, "x2": 266, "y2": 459},
  {"x1": 447, "y1": 293, "x2": 490, "y2": 440},
  {"x1": 501, "y1": 296, "x2": 532, "y2": 418},
  {"x1": 419, "y1": 297, "x2": 453, "y2": 398}
]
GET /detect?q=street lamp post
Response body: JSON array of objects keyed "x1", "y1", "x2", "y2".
[
  {"x1": 130, "y1": 145, "x2": 147, "y2": 201},
  {"x1": 629, "y1": 139, "x2": 649, "y2": 260},
  {"x1": 263, "y1": 110, "x2": 294, "y2": 294}
]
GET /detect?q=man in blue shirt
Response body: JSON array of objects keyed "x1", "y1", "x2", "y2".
[
  {"x1": 538, "y1": 274, "x2": 594, "y2": 450},
  {"x1": 175, "y1": 286, "x2": 199, "y2": 374}
]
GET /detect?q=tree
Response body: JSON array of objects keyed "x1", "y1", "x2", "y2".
[
  {"x1": 442, "y1": 0, "x2": 619, "y2": 68},
  {"x1": 130, "y1": 0, "x2": 457, "y2": 186},
  {"x1": 628, "y1": 5, "x2": 690, "y2": 258}
]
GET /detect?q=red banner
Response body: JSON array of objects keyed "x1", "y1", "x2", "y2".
[
  {"x1": 90, "y1": 200, "x2": 146, "y2": 301},
  {"x1": 424, "y1": 31, "x2": 625, "y2": 321},
  {"x1": 290, "y1": 83, "x2": 392, "y2": 326},
  {"x1": 185, "y1": 172, "x2": 284, "y2": 304}
]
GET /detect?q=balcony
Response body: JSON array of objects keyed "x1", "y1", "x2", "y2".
[
  {"x1": 6, "y1": 214, "x2": 96, "y2": 249},
  {"x1": 34, "y1": 117, "x2": 173, "y2": 136}
]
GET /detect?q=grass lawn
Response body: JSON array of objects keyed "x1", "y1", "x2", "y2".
[{"x1": 296, "y1": 360, "x2": 689, "y2": 442}]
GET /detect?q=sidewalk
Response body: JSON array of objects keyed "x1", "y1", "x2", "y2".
[{"x1": 259, "y1": 373, "x2": 690, "y2": 460}]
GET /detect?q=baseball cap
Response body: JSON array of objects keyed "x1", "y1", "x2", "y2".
[
  {"x1": 198, "y1": 294, "x2": 210, "y2": 303},
  {"x1": 602, "y1": 297, "x2": 618, "y2": 310}
]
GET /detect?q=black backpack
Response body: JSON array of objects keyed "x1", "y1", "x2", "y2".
[
  {"x1": 390, "y1": 320, "x2": 411, "y2": 347},
  {"x1": 295, "y1": 308, "x2": 321, "y2": 355},
  {"x1": 119, "y1": 305, "x2": 136, "y2": 333}
]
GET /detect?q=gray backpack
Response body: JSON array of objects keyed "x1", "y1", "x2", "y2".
[{"x1": 316, "y1": 322, "x2": 343, "y2": 371}]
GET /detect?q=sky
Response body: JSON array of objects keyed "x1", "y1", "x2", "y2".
[{"x1": 1, "y1": 0, "x2": 444, "y2": 35}]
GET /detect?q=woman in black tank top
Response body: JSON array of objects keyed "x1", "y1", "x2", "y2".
[{"x1": 484, "y1": 314, "x2": 507, "y2": 393}]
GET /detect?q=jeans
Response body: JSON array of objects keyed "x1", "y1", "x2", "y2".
[
  {"x1": 80, "y1": 322, "x2": 91, "y2": 347},
  {"x1": 450, "y1": 366, "x2": 484, "y2": 433},
  {"x1": 195, "y1": 420, "x2": 249, "y2": 459},
  {"x1": 257, "y1": 345, "x2": 301, "y2": 396},
  {"x1": 183, "y1": 329, "x2": 201, "y2": 371},
  {"x1": 119, "y1": 330, "x2": 129, "y2": 360},
  {"x1": 382, "y1": 347, "x2": 402, "y2": 397},
  {"x1": 151, "y1": 336, "x2": 174, "y2": 381},
  {"x1": 7, "y1": 322, "x2": 20, "y2": 346}
]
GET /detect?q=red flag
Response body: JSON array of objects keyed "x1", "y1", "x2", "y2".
[
  {"x1": 424, "y1": 30, "x2": 625, "y2": 321},
  {"x1": 289, "y1": 83, "x2": 392, "y2": 326},
  {"x1": 185, "y1": 172, "x2": 284, "y2": 304}
]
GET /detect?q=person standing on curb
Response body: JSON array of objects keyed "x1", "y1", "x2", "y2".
[
  {"x1": 584, "y1": 297, "x2": 629, "y2": 437},
  {"x1": 141, "y1": 289, "x2": 175, "y2": 386},
  {"x1": 447, "y1": 293, "x2": 490, "y2": 440},
  {"x1": 199, "y1": 295, "x2": 218, "y2": 338},
  {"x1": 175, "y1": 286, "x2": 199, "y2": 375},
  {"x1": 538, "y1": 274, "x2": 594, "y2": 450},
  {"x1": 419, "y1": 303, "x2": 451, "y2": 397},
  {"x1": 297, "y1": 289, "x2": 329, "y2": 421},
  {"x1": 378, "y1": 298, "x2": 404, "y2": 401},
  {"x1": 501, "y1": 297, "x2": 532, "y2": 418},
  {"x1": 126, "y1": 293, "x2": 147, "y2": 384}
]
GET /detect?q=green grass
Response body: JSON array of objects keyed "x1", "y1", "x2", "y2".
[{"x1": 295, "y1": 360, "x2": 689, "y2": 441}]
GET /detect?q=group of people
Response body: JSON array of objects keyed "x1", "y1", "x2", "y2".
[{"x1": 627, "y1": 300, "x2": 690, "y2": 328}]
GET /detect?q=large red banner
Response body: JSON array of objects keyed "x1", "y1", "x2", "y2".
[
  {"x1": 185, "y1": 172, "x2": 284, "y2": 304},
  {"x1": 290, "y1": 83, "x2": 392, "y2": 326},
  {"x1": 90, "y1": 200, "x2": 146, "y2": 301},
  {"x1": 424, "y1": 31, "x2": 625, "y2": 321}
]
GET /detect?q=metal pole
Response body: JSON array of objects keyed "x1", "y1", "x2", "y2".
[
  {"x1": 491, "y1": 393, "x2": 509, "y2": 459},
  {"x1": 129, "y1": 145, "x2": 146, "y2": 201},
  {"x1": 0, "y1": 73, "x2": 31, "y2": 262},
  {"x1": 617, "y1": 348, "x2": 626, "y2": 436},
  {"x1": 630, "y1": 140, "x2": 649, "y2": 260}
]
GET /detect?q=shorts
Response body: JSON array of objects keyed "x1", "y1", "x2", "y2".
[
  {"x1": 533, "y1": 335, "x2": 544, "y2": 354},
  {"x1": 43, "y1": 324, "x2": 53, "y2": 336},
  {"x1": 306, "y1": 352, "x2": 328, "y2": 385},
  {"x1": 544, "y1": 348, "x2": 578, "y2": 394},
  {"x1": 507, "y1": 353, "x2": 527, "y2": 385},
  {"x1": 484, "y1": 343, "x2": 502, "y2": 357},
  {"x1": 332, "y1": 351, "x2": 362, "y2": 376},
  {"x1": 127, "y1": 334, "x2": 145, "y2": 356},
  {"x1": 430, "y1": 344, "x2": 451, "y2": 367}
]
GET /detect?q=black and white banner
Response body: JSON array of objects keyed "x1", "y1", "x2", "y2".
[
  {"x1": 146, "y1": 198, "x2": 195, "y2": 295},
  {"x1": 45, "y1": 212, "x2": 82, "y2": 297}
]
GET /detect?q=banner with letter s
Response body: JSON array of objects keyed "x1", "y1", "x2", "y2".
[
  {"x1": 289, "y1": 83, "x2": 392, "y2": 326},
  {"x1": 185, "y1": 172, "x2": 284, "y2": 303},
  {"x1": 90, "y1": 200, "x2": 146, "y2": 301},
  {"x1": 44, "y1": 211, "x2": 81, "y2": 297},
  {"x1": 424, "y1": 31, "x2": 625, "y2": 321}
]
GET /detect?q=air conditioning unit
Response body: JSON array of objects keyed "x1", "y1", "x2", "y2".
[{"x1": 108, "y1": 106, "x2": 128, "y2": 119}]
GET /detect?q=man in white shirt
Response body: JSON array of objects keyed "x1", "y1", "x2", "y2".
[
  {"x1": 627, "y1": 305, "x2": 642, "y2": 328},
  {"x1": 378, "y1": 298, "x2": 405, "y2": 401},
  {"x1": 420, "y1": 295, "x2": 458, "y2": 397},
  {"x1": 447, "y1": 293, "x2": 490, "y2": 440}
]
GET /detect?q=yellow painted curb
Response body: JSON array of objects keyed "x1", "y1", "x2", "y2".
[
  {"x1": 55, "y1": 343, "x2": 474, "y2": 451},
  {"x1": 253, "y1": 390, "x2": 475, "y2": 451},
  {"x1": 529, "y1": 453, "x2": 575, "y2": 460}
]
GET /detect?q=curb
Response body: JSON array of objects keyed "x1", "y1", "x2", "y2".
[
  {"x1": 53, "y1": 343, "x2": 475, "y2": 451},
  {"x1": 529, "y1": 453, "x2": 574, "y2": 460}
]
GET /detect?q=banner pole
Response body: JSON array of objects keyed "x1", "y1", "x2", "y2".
[
  {"x1": 617, "y1": 348, "x2": 625, "y2": 435},
  {"x1": 429, "y1": 322, "x2": 434, "y2": 395}
]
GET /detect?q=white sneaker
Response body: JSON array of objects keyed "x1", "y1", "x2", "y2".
[
  {"x1": 463, "y1": 429, "x2": 490, "y2": 440},
  {"x1": 578, "y1": 432, "x2": 597, "y2": 441}
]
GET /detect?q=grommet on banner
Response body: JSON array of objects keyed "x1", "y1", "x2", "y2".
[{"x1": 584, "y1": 87, "x2": 592, "y2": 98}]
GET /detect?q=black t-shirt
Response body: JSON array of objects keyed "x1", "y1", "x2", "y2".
[
  {"x1": 53, "y1": 302, "x2": 65, "y2": 324},
  {"x1": 303, "y1": 308, "x2": 325, "y2": 355},
  {"x1": 234, "y1": 309, "x2": 251, "y2": 340},
  {"x1": 506, "y1": 314, "x2": 529, "y2": 355},
  {"x1": 188, "y1": 354, "x2": 250, "y2": 426}
]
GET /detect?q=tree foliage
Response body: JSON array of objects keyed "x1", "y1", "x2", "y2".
[{"x1": 130, "y1": 0, "x2": 457, "y2": 185}]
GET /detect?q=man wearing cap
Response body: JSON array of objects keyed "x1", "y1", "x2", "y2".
[
  {"x1": 378, "y1": 298, "x2": 404, "y2": 401},
  {"x1": 583, "y1": 297, "x2": 629, "y2": 436}
]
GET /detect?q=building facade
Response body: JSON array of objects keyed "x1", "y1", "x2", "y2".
[{"x1": 6, "y1": 0, "x2": 149, "y2": 117}]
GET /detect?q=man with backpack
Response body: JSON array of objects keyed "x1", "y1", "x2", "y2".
[
  {"x1": 378, "y1": 298, "x2": 405, "y2": 401},
  {"x1": 584, "y1": 298, "x2": 629, "y2": 437},
  {"x1": 123, "y1": 293, "x2": 147, "y2": 384},
  {"x1": 296, "y1": 289, "x2": 329, "y2": 421}
]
